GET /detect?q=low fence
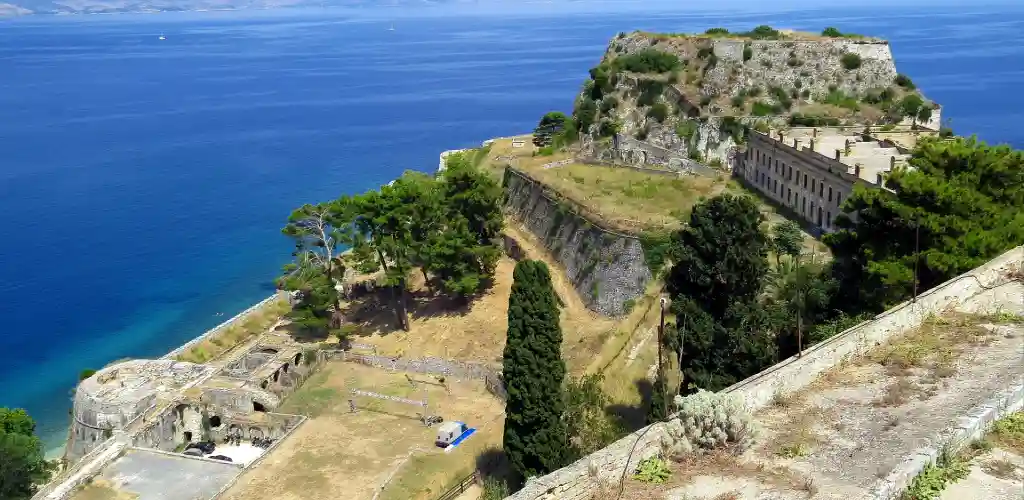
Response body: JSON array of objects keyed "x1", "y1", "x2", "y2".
[
  {"x1": 325, "y1": 351, "x2": 507, "y2": 401},
  {"x1": 436, "y1": 473, "x2": 479, "y2": 500}
]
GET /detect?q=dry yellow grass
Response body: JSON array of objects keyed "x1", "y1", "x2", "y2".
[
  {"x1": 175, "y1": 297, "x2": 291, "y2": 364},
  {"x1": 521, "y1": 163, "x2": 734, "y2": 232},
  {"x1": 222, "y1": 362, "x2": 505, "y2": 500}
]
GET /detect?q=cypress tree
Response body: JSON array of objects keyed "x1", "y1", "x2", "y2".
[{"x1": 502, "y1": 260, "x2": 568, "y2": 480}]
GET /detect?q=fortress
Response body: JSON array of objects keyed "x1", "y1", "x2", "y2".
[{"x1": 30, "y1": 28, "x2": 1022, "y2": 500}]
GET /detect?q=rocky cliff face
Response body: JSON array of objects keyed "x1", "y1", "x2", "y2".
[{"x1": 575, "y1": 29, "x2": 936, "y2": 164}]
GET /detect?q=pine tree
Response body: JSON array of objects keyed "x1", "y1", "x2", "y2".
[{"x1": 502, "y1": 260, "x2": 568, "y2": 480}]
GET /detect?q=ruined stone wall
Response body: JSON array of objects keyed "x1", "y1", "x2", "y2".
[
  {"x1": 505, "y1": 245, "x2": 1023, "y2": 500},
  {"x1": 501, "y1": 168, "x2": 652, "y2": 316},
  {"x1": 325, "y1": 351, "x2": 507, "y2": 401}
]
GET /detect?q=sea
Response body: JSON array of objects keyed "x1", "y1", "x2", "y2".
[{"x1": 2, "y1": 0, "x2": 1023, "y2": 451}]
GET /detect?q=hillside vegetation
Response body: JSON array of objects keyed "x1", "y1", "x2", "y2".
[{"x1": 574, "y1": 26, "x2": 936, "y2": 163}]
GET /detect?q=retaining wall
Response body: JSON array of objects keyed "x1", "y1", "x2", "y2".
[
  {"x1": 501, "y1": 167, "x2": 652, "y2": 316},
  {"x1": 163, "y1": 291, "x2": 286, "y2": 360},
  {"x1": 325, "y1": 351, "x2": 507, "y2": 401},
  {"x1": 505, "y1": 245, "x2": 1023, "y2": 500}
]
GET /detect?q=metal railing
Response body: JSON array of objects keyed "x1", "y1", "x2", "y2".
[{"x1": 435, "y1": 472, "x2": 478, "y2": 500}]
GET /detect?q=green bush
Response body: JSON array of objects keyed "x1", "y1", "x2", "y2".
[
  {"x1": 789, "y1": 113, "x2": 840, "y2": 127},
  {"x1": 600, "y1": 96, "x2": 618, "y2": 113},
  {"x1": 731, "y1": 94, "x2": 746, "y2": 109},
  {"x1": 825, "y1": 89, "x2": 860, "y2": 111},
  {"x1": 743, "y1": 43, "x2": 753, "y2": 62},
  {"x1": 633, "y1": 457, "x2": 671, "y2": 483},
  {"x1": 822, "y1": 27, "x2": 843, "y2": 37},
  {"x1": 699, "y1": 95, "x2": 712, "y2": 107},
  {"x1": 787, "y1": 56, "x2": 802, "y2": 67},
  {"x1": 697, "y1": 47, "x2": 713, "y2": 59},
  {"x1": 899, "y1": 449, "x2": 970, "y2": 500},
  {"x1": 675, "y1": 120, "x2": 697, "y2": 139},
  {"x1": 739, "y1": 25, "x2": 781, "y2": 39},
  {"x1": 704, "y1": 27, "x2": 730, "y2": 35},
  {"x1": 895, "y1": 73, "x2": 916, "y2": 89},
  {"x1": 662, "y1": 390, "x2": 757, "y2": 456},
  {"x1": 598, "y1": 119, "x2": 621, "y2": 137},
  {"x1": 747, "y1": 86, "x2": 762, "y2": 98},
  {"x1": 751, "y1": 101, "x2": 775, "y2": 116},
  {"x1": 841, "y1": 52, "x2": 862, "y2": 70},
  {"x1": 636, "y1": 127, "x2": 649, "y2": 140},
  {"x1": 613, "y1": 49, "x2": 681, "y2": 73},
  {"x1": 637, "y1": 79, "x2": 665, "y2": 107},
  {"x1": 648, "y1": 103, "x2": 670, "y2": 122}
]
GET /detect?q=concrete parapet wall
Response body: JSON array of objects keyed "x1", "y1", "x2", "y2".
[
  {"x1": 501, "y1": 167, "x2": 652, "y2": 316},
  {"x1": 505, "y1": 245, "x2": 1023, "y2": 500},
  {"x1": 868, "y1": 381, "x2": 1024, "y2": 500}
]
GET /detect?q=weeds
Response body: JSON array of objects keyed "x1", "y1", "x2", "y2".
[
  {"x1": 633, "y1": 456, "x2": 671, "y2": 483},
  {"x1": 899, "y1": 447, "x2": 970, "y2": 500},
  {"x1": 990, "y1": 412, "x2": 1024, "y2": 454}
]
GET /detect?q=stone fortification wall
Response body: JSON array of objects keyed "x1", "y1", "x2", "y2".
[
  {"x1": 325, "y1": 351, "x2": 508, "y2": 401},
  {"x1": 505, "y1": 245, "x2": 1023, "y2": 500},
  {"x1": 501, "y1": 167, "x2": 652, "y2": 317}
]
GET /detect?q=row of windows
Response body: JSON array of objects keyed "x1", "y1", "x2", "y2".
[
  {"x1": 754, "y1": 169, "x2": 833, "y2": 228},
  {"x1": 752, "y1": 149, "x2": 844, "y2": 208}
]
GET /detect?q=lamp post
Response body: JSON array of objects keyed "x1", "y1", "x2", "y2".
[{"x1": 913, "y1": 217, "x2": 920, "y2": 303}]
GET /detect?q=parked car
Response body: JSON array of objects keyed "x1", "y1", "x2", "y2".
[
  {"x1": 186, "y1": 441, "x2": 215, "y2": 454},
  {"x1": 207, "y1": 455, "x2": 233, "y2": 462},
  {"x1": 182, "y1": 448, "x2": 203, "y2": 457}
]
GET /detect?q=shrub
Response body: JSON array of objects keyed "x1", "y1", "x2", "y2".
[
  {"x1": 481, "y1": 477, "x2": 509, "y2": 500},
  {"x1": 789, "y1": 113, "x2": 840, "y2": 127},
  {"x1": 614, "y1": 49, "x2": 681, "y2": 73},
  {"x1": 900, "y1": 448, "x2": 970, "y2": 500},
  {"x1": 743, "y1": 43, "x2": 753, "y2": 62},
  {"x1": 731, "y1": 94, "x2": 745, "y2": 109},
  {"x1": 667, "y1": 71, "x2": 680, "y2": 84},
  {"x1": 705, "y1": 27, "x2": 730, "y2": 35},
  {"x1": 633, "y1": 457, "x2": 671, "y2": 483},
  {"x1": 637, "y1": 79, "x2": 665, "y2": 107},
  {"x1": 787, "y1": 56, "x2": 802, "y2": 67},
  {"x1": 699, "y1": 95, "x2": 712, "y2": 107},
  {"x1": 825, "y1": 89, "x2": 860, "y2": 111},
  {"x1": 746, "y1": 86, "x2": 762, "y2": 98},
  {"x1": 600, "y1": 96, "x2": 619, "y2": 113},
  {"x1": 741, "y1": 25, "x2": 781, "y2": 39},
  {"x1": 939, "y1": 126, "x2": 954, "y2": 138},
  {"x1": 751, "y1": 101, "x2": 775, "y2": 116},
  {"x1": 636, "y1": 127, "x2": 649, "y2": 140},
  {"x1": 801, "y1": 89, "x2": 811, "y2": 99},
  {"x1": 841, "y1": 52, "x2": 862, "y2": 70},
  {"x1": 660, "y1": 390, "x2": 757, "y2": 457},
  {"x1": 895, "y1": 73, "x2": 916, "y2": 89},
  {"x1": 753, "y1": 121, "x2": 770, "y2": 133},
  {"x1": 822, "y1": 27, "x2": 843, "y2": 37},
  {"x1": 675, "y1": 120, "x2": 697, "y2": 139},
  {"x1": 648, "y1": 103, "x2": 669, "y2": 122},
  {"x1": 697, "y1": 47, "x2": 713, "y2": 60},
  {"x1": 598, "y1": 119, "x2": 620, "y2": 137}
]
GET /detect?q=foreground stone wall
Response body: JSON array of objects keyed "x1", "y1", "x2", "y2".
[
  {"x1": 501, "y1": 167, "x2": 652, "y2": 316},
  {"x1": 505, "y1": 245, "x2": 1023, "y2": 500}
]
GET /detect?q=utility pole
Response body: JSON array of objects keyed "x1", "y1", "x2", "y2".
[{"x1": 658, "y1": 296, "x2": 668, "y2": 418}]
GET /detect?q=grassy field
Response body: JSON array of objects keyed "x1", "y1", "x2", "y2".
[
  {"x1": 222, "y1": 362, "x2": 505, "y2": 500},
  {"x1": 175, "y1": 296, "x2": 291, "y2": 364}
]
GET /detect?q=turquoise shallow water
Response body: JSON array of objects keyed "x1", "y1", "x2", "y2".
[{"x1": 1, "y1": 2, "x2": 1023, "y2": 449}]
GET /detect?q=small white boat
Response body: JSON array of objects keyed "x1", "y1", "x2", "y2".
[
  {"x1": 158, "y1": 34, "x2": 166, "y2": 40},
  {"x1": 387, "y1": 24, "x2": 395, "y2": 31}
]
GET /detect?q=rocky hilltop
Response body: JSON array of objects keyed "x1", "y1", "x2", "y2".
[{"x1": 574, "y1": 26, "x2": 940, "y2": 164}]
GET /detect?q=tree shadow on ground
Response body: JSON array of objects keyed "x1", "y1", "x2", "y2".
[
  {"x1": 475, "y1": 446, "x2": 521, "y2": 493},
  {"x1": 606, "y1": 378, "x2": 654, "y2": 433}
]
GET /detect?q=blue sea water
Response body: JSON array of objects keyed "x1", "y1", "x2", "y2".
[{"x1": 2, "y1": 1, "x2": 1023, "y2": 449}]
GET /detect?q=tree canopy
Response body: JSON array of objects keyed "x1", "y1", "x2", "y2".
[
  {"x1": 666, "y1": 194, "x2": 769, "y2": 318},
  {"x1": 0, "y1": 408, "x2": 51, "y2": 500},
  {"x1": 825, "y1": 136, "x2": 1024, "y2": 312},
  {"x1": 532, "y1": 112, "x2": 575, "y2": 148},
  {"x1": 502, "y1": 260, "x2": 568, "y2": 480},
  {"x1": 663, "y1": 195, "x2": 779, "y2": 392},
  {"x1": 280, "y1": 153, "x2": 503, "y2": 334}
]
